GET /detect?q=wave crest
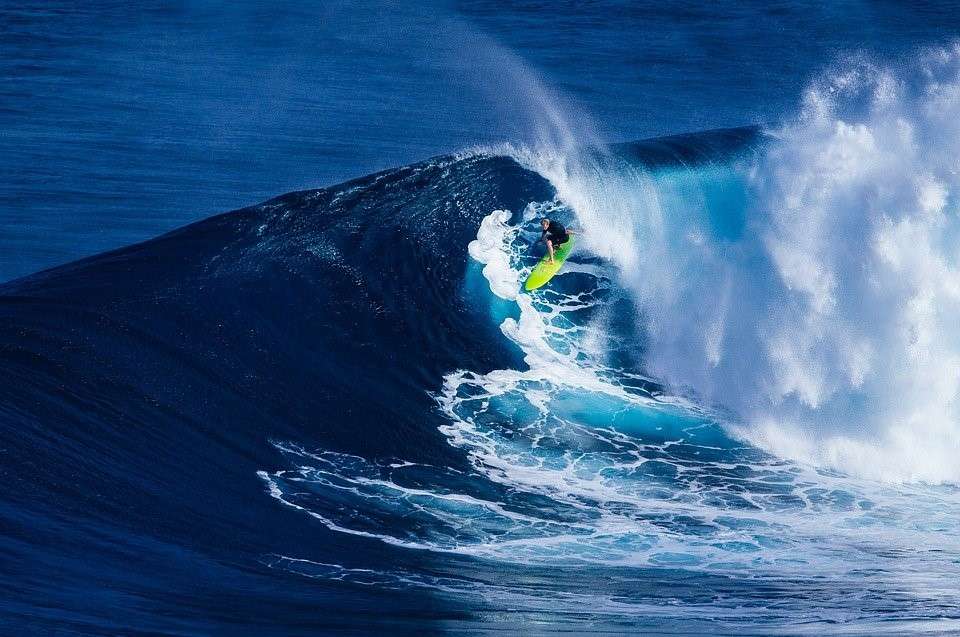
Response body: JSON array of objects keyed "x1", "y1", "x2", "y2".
[{"x1": 510, "y1": 47, "x2": 960, "y2": 483}]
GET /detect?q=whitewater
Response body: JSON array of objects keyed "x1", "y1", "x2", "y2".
[{"x1": 506, "y1": 47, "x2": 960, "y2": 485}]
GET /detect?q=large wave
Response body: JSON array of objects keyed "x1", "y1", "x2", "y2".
[{"x1": 251, "y1": 125, "x2": 960, "y2": 637}]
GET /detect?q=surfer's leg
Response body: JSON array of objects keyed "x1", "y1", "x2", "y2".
[{"x1": 546, "y1": 239, "x2": 555, "y2": 262}]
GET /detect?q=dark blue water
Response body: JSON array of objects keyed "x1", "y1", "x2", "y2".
[
  {"x1": 4, "y1": 2, "x2": 960, "y2": 635},
  {"x1": 5, "y1": 1, "x2": 960, "y2": 282}
]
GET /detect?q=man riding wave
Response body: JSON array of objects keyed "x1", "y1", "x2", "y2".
[{"x1": 539, "y1": 217, "x2": 575, "y2": 264}]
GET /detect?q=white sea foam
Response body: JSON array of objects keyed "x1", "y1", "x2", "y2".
[{"x1": 432, "y1": 205, "x2": 960, "y2": 572}]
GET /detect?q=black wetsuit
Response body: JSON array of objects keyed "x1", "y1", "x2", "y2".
[{"x1": 541, "y1": 220, "x2": 569, "y2": 246}]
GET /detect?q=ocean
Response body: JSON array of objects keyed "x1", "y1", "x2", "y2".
[{"x1": 3, "y1": 1, "x2": 960, "y2": 634}]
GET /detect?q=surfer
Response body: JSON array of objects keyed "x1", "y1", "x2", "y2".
[{"x1": 540, "y1": 217, "x2": 575, "y2": 264}]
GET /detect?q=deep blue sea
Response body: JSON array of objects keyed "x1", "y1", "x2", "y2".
[{"x1": 4, "y1": 1, "x2": 960, "y2": 635}]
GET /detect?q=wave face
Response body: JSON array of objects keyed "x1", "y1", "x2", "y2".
[
  {"x1": 0, "y1": 154, "x2": 557, "y2": 633},
  {"x1": 3, "y1": 123, "x2": 960, "y2": 632}
]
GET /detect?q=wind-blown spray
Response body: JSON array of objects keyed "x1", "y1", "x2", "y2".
[{"x1": 510, "y1": 47, "x2": 960, "y2": 483}]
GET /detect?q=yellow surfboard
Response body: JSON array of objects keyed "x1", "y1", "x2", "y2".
[{"x1": 523, "y1": 236, "x2": 575, "y2": 291}]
